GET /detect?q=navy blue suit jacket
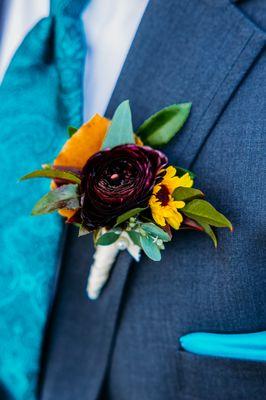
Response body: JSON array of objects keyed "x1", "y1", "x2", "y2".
[{"x1": 40, "y1": 1, "x2": 266, "y2": 399}]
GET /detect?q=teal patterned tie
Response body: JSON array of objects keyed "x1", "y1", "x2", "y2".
[{"x1": 0, "y1": 1, "x2": 88, "y2": 399}]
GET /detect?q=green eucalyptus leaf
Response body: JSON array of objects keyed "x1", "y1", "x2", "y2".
[
  {"x1": 141, "y1": 223, "x2": 171, "y2": 242},
  {"x1": 173, "y1": 187, "x2": 204, "y2": 202},
  {"x1": 115, "y1": 207, "x2": 146, "y2": 226},
  {"x1": 20, "y1": 168, "x2": 81, "y2": 184},
  {"x1": 140, "y1": 235, "x2": 161, "y2": 261},
  {"x1": 175, "y1": 167, "x2": 196, "y2": 179},
  {"x1": 32, "y1": 184, "x2": 79, "y2": 216},
  {"x1": 182, "y1": 199, "x2": 233, "y2": 231},
  {"x1": 67, "y1": 125, "x2": 78, "y2": 137},
  {"x1": 96, "y1": 232, "x2": 120, "y2": 246},
  {"x1": 128, "y1": 230, "x2": 141, "y2": 247},
  {"x1": 102, "y1": 100, "x2": 134, "y2": 149},
  {"x1": 137, "y1": 103, "x2": 192, "y2": 147}
]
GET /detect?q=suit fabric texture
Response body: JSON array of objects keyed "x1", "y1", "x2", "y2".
[{"x1": 6, "y1": 0, "x2": 266, "y2": 399}]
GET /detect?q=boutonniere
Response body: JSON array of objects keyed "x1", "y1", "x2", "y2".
[{"x1": 21, "y1": 101, "x2": 232, "y2": 299}]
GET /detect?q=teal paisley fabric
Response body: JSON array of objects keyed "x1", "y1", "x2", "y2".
[{"x1": 0, "y1": 1, "x2": 88, "y2": 398}]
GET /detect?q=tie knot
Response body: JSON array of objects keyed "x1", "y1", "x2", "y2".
[{"x1": 50, "y1": 0, "x2": 89, "y2": 17}]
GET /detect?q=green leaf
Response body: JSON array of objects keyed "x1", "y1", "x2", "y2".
[
  {"x1": 140, "y1": 235, "x2": 161, "y2": 261},
  {"x1": 73, "y1": 222, "x2": 82, "y2": 228},
  {"x1": 128, "y1": 230, "x2": 141, "y2": 247},
  {"x1": 20, "y1": 168, "x2": 81, "y2": 184},
  {"x1": 102, "y1": 100, "x2": 134, "y2": 149},
  {"x1": 32, "y1": 184, "x2": 79, "y2": 215},
  {"x1": 67, "y1": 126, "x2": 78, "y2": 137},
  {"x1": 96, "y1": 232, "x2": 120, "y2": 246},
  {"x1": 115, "y1": 207, "x2": 146, "y2": 226},
  {"x1": 195, "y1": 218, "x2": 218, "y2": 248},
  {"x1": 175, "y1": 166, "x2": 196, "y2": 179},
  {"x1": 137, "y1": 103, "x2": 192, "y2": 147},
  {"x1": 141, "y1": 223, "x2": 171, "y2": 242},
  {"x1": 182, "y1": 199, "x2": 233, "y2": 231},
  {"x1": 173, "y1": 187, "x2": 204, "y2": 202}
]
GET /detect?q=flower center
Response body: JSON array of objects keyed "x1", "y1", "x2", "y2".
[
  {"x1": 110, "y1": 173, "x2": 119, "y2": 181},
  {"x1": 156, "y1": 184, "x2": 170, "y2": 206},
  {"x1": 104, "y1": 159, "x2": 137, "y2": 187}
]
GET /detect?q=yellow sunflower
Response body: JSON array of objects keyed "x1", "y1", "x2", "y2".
[{"x1": 149, "y1": 166, "x2": 193, "y2": 230}]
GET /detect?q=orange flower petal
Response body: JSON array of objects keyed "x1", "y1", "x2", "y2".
[
  {"x1": 54, "y1": 113, "x2": 110, "y2": 169},
  {"x1": 50, "y1": 181, "x2": 57, "y2": 190},
  {"x1": 58, "y1": 209, "x2": 76, "y2": 219},
  {"x1": 51, "y1": 114, "x2": 109, "y2": 221},
  {"x1": 134, "y1": 135, "x2": 143, "y2": 146}
]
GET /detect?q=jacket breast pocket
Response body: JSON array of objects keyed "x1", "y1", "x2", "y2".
[{"x1": 176, "y1": 350, "x2": 266, "y2": 400}]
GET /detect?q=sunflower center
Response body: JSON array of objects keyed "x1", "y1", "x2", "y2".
[{"x1": 156, "y1": 184, "x2": 170, "y2": 206}]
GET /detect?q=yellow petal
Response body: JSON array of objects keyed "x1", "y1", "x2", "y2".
[
  {"x1": 149, "y1": 194, "x2": 159, "y2": 207},
  {"x1": 164, "y1": 166, "x2": 177, "y2": 178},
  {"x1": 161, "y1": 206, "x2": 174, "y2": 218},
  {"x1": 152, "y1": 212, "x2": 166, "y2": 227},
  {"x1": 164, "y1": 177, "x2": 181, "y2": 193},
  {"x1": 166, "y1": 217, "x2": 181, "y2": 230},
  {"x1": 171, "y1": 200, "x2": 185, "y2": 209},
  {"x1": 152, "y1": 184, "x2": 161, "y2": 195},
  {"x1": 166, "y1": 211, "x2": 183, "y2": 230},
  {"x1": 178, "y1": 172, "x2": 193, "y2": 188}
]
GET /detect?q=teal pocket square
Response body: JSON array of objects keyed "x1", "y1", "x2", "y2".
[{"x1": 180, "y1": 331, "x2": 266, "y2": 362}]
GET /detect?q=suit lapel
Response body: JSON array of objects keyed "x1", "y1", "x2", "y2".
[
  {"x1": 40, "y1": 225, "x2": 134, "y2": 400},
  {"x1": 41, "y1": 1, "x2": 265, "y2": 399},
  {"x1": 106, "y1": 0, "x2": 265, "y2": 168}
]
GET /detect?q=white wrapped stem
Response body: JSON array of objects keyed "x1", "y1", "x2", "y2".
[
  {"x1": 86, "y1": 232, "x2": 141, "y2": 300},
  {"x1": 86, "y1": 243, "x2": 119, "y2": 300}
]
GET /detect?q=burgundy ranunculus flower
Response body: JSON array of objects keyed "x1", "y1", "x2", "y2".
[{"x1": 80, "y1": 144, "x2": 168, "y2": 229}]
